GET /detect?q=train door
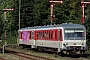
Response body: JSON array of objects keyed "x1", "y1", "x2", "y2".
[
  {"x1": 58, "y1": 29, "x2": 63, "y2": 52},
  {"x1": 31, "y1": 30, "x2": 36, "y2": 48}
]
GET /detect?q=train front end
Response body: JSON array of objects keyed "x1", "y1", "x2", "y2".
[{"x1": 62, "y1": 24, "x2": 86, "y2": 54}]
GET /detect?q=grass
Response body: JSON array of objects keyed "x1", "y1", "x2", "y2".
[{"x1": 86, "y1": 49, "x2": 90, "y2": 58}]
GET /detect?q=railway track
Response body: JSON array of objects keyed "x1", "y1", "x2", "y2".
[
  {"x1": 13, "y1": 52, "x2": 53, "y2": 60},
  {"x1": 0, "y1": 45, "x2": 90, "y2": 60},
  {"x1": 2, "y1": 47, "x2": 54, "y2": 60},
  {"x1": 0, "y1": 57, "x2": 5, "y2": 60}
]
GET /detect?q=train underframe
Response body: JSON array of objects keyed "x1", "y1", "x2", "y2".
[
  {"x1": 18, "y1": 44, "x2": 87, "y2": 56},
  {"x1": 19, "y1": 44, "x2": 86, "y2": 56},
  {"x1": 19, "y1": 44, "x2": 59, "y2": 54}
]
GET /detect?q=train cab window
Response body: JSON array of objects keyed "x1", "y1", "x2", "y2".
[{"x1": 64, "y1": 29, "x2": 85, "y2": 40}]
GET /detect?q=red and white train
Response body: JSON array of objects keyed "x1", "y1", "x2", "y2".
[{"x1": 18, "y1": 23, "x2": 86, "y2": 54}]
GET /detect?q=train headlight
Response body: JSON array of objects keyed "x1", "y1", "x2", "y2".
[
  {"x1": 81, "y1": 46, "x2": 86, "y2": 50},
  {"x1": 63, "y1": 43, "x2": 66, "y2": 47},
  {"x1": 63, "y1": 43, "x2": 68, "y2": 48},
  {"x1": 73, "y1": 43, "x2": 76, "y2": 45},
  {"x1": 67, "y1": 46, "x2": 70, "y2": 49},
  {"x1": 63, "y1": 42, "x2": 68, "y2": 46},
  {"x1": 82, "y1": 43, "x2": 84, "y2": 45},
  {"x1": 66, "y1": 42, "x2": 68, "y2": 45}
]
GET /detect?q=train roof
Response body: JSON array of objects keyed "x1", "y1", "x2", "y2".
[
  {"x1": 60, "y1": 23, "x2": 85, "y2": 28},
  {"x1": 19, "y1": 23, "x2": 85, "y2": 31}
]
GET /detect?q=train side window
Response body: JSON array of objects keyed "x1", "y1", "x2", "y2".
[
  {"x1": 39, "y1": 31, "x2": 42, "y2": 40},
  {"x1": 44, "y1": 31, "x2": 46, "y2": 40},
  {"x1": 32, "y1": 31, "x2": 34, "y2": 39},
  {"x1": 43, "y1": 31, "x2": 44, "y2": 39},
  {"x1": 42, "y1": 31, "x2": 44, "y2": 39},
  {"x1": 46, "y1": 31, "x2": 49, "y2": 40},
  {"x1": 49, "y1": 31, "x2": 50, "y2": 40},
  {"x1": 44, "y1": 31, "x2": 48, "y2": 40},
  {"x1": 51, "y1": 31, "x2": 53, "y2": 39},
  {"x1": 37, "y1": 32, "x2": 39, "y2": 39},
  {"x1": 50, "y1": 31, "x2": 53, "y2": 40},
  {"x1": 37, "y1": 31, "x2": 42, "y2": 40},
  {"x1": 52, "y1": 30, "x2": 57, "y2": 40},
  {"x1": 49, "y1": 31, "x2": 51, "y2": 40},
  {"x1": 40, "y1": 31, "x2": 42, "y2": 39},
  {"x1": 55, "y1": 30, "x2": 58, "y2": 40},
  {"x1": 46, "y1": 31, "x2": 48, "y2": 40},
  {"x1": 52, "y1": 30, "x2": 55, "y2": 40}
]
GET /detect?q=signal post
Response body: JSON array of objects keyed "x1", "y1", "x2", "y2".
[
  {"x1": 2, "y1": 8, "x2": 14, "y2": 54},
  {"x1": 81, "y1": 0, "x2": 90, "y2": 24},
  {"x1": 49, "y1": 0, "x2": 63, "y2": 25}
]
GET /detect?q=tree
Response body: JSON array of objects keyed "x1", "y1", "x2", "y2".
[{"x1": 32, "y1": 0, "x2": 49, "y2": 26}]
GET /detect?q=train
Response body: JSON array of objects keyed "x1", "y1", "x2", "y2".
[{"x1": 18, "y1": 23, "x2": 86, "y2": 55}]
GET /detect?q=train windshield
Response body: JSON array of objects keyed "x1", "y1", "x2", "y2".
[{"x1": 64, "y1": 29, "x2": 85, "y2": 40}]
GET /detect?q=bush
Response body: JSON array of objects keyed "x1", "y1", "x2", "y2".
[{"x1": 1, "y1": 31, "x2": 18, "y2": 45}]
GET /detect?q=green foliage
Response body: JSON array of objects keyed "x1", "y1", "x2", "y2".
[
  {"x1": 20, "y1": 0, "x2": 49, "y2": 27},
  {"x1": 1, "y1": 30, "x2": 17, "y2": 44},
  {"x1": 6, "y1": 35, "x2": 17, "y2": 44}
]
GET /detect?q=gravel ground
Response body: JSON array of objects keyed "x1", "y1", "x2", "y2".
[
  {"x1": 0, "y1": 53, "x2": 31, "y2": 60},
  {"x1": 0, "y1": 53, "x2": 90, "y2": 60}
]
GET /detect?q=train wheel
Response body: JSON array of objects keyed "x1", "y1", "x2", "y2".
[
  {"x1": 54, "y1": 49, "x2": 58, "y2": 54},
  {"x1": 38, "y1": 47, "x2": 43, "y2": 52},
  {"x1": 60, "y1": 51, "x2": 65, "y2": 57},
  {"x1": 18, "y1": 44, "x2": 21, "y2": 47},
  {"x1": 55, "y1": 51, "x2": 59, "y2": 54},
  {"x1": 69, "y1": 51, "x2": 73, "y2": 55},
  {"x1": 66, "y1": 51, "x2": 69, "y2": 55},
  {"x1": 80, "y1": 51, "x2": 85, "y2": 54}
]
